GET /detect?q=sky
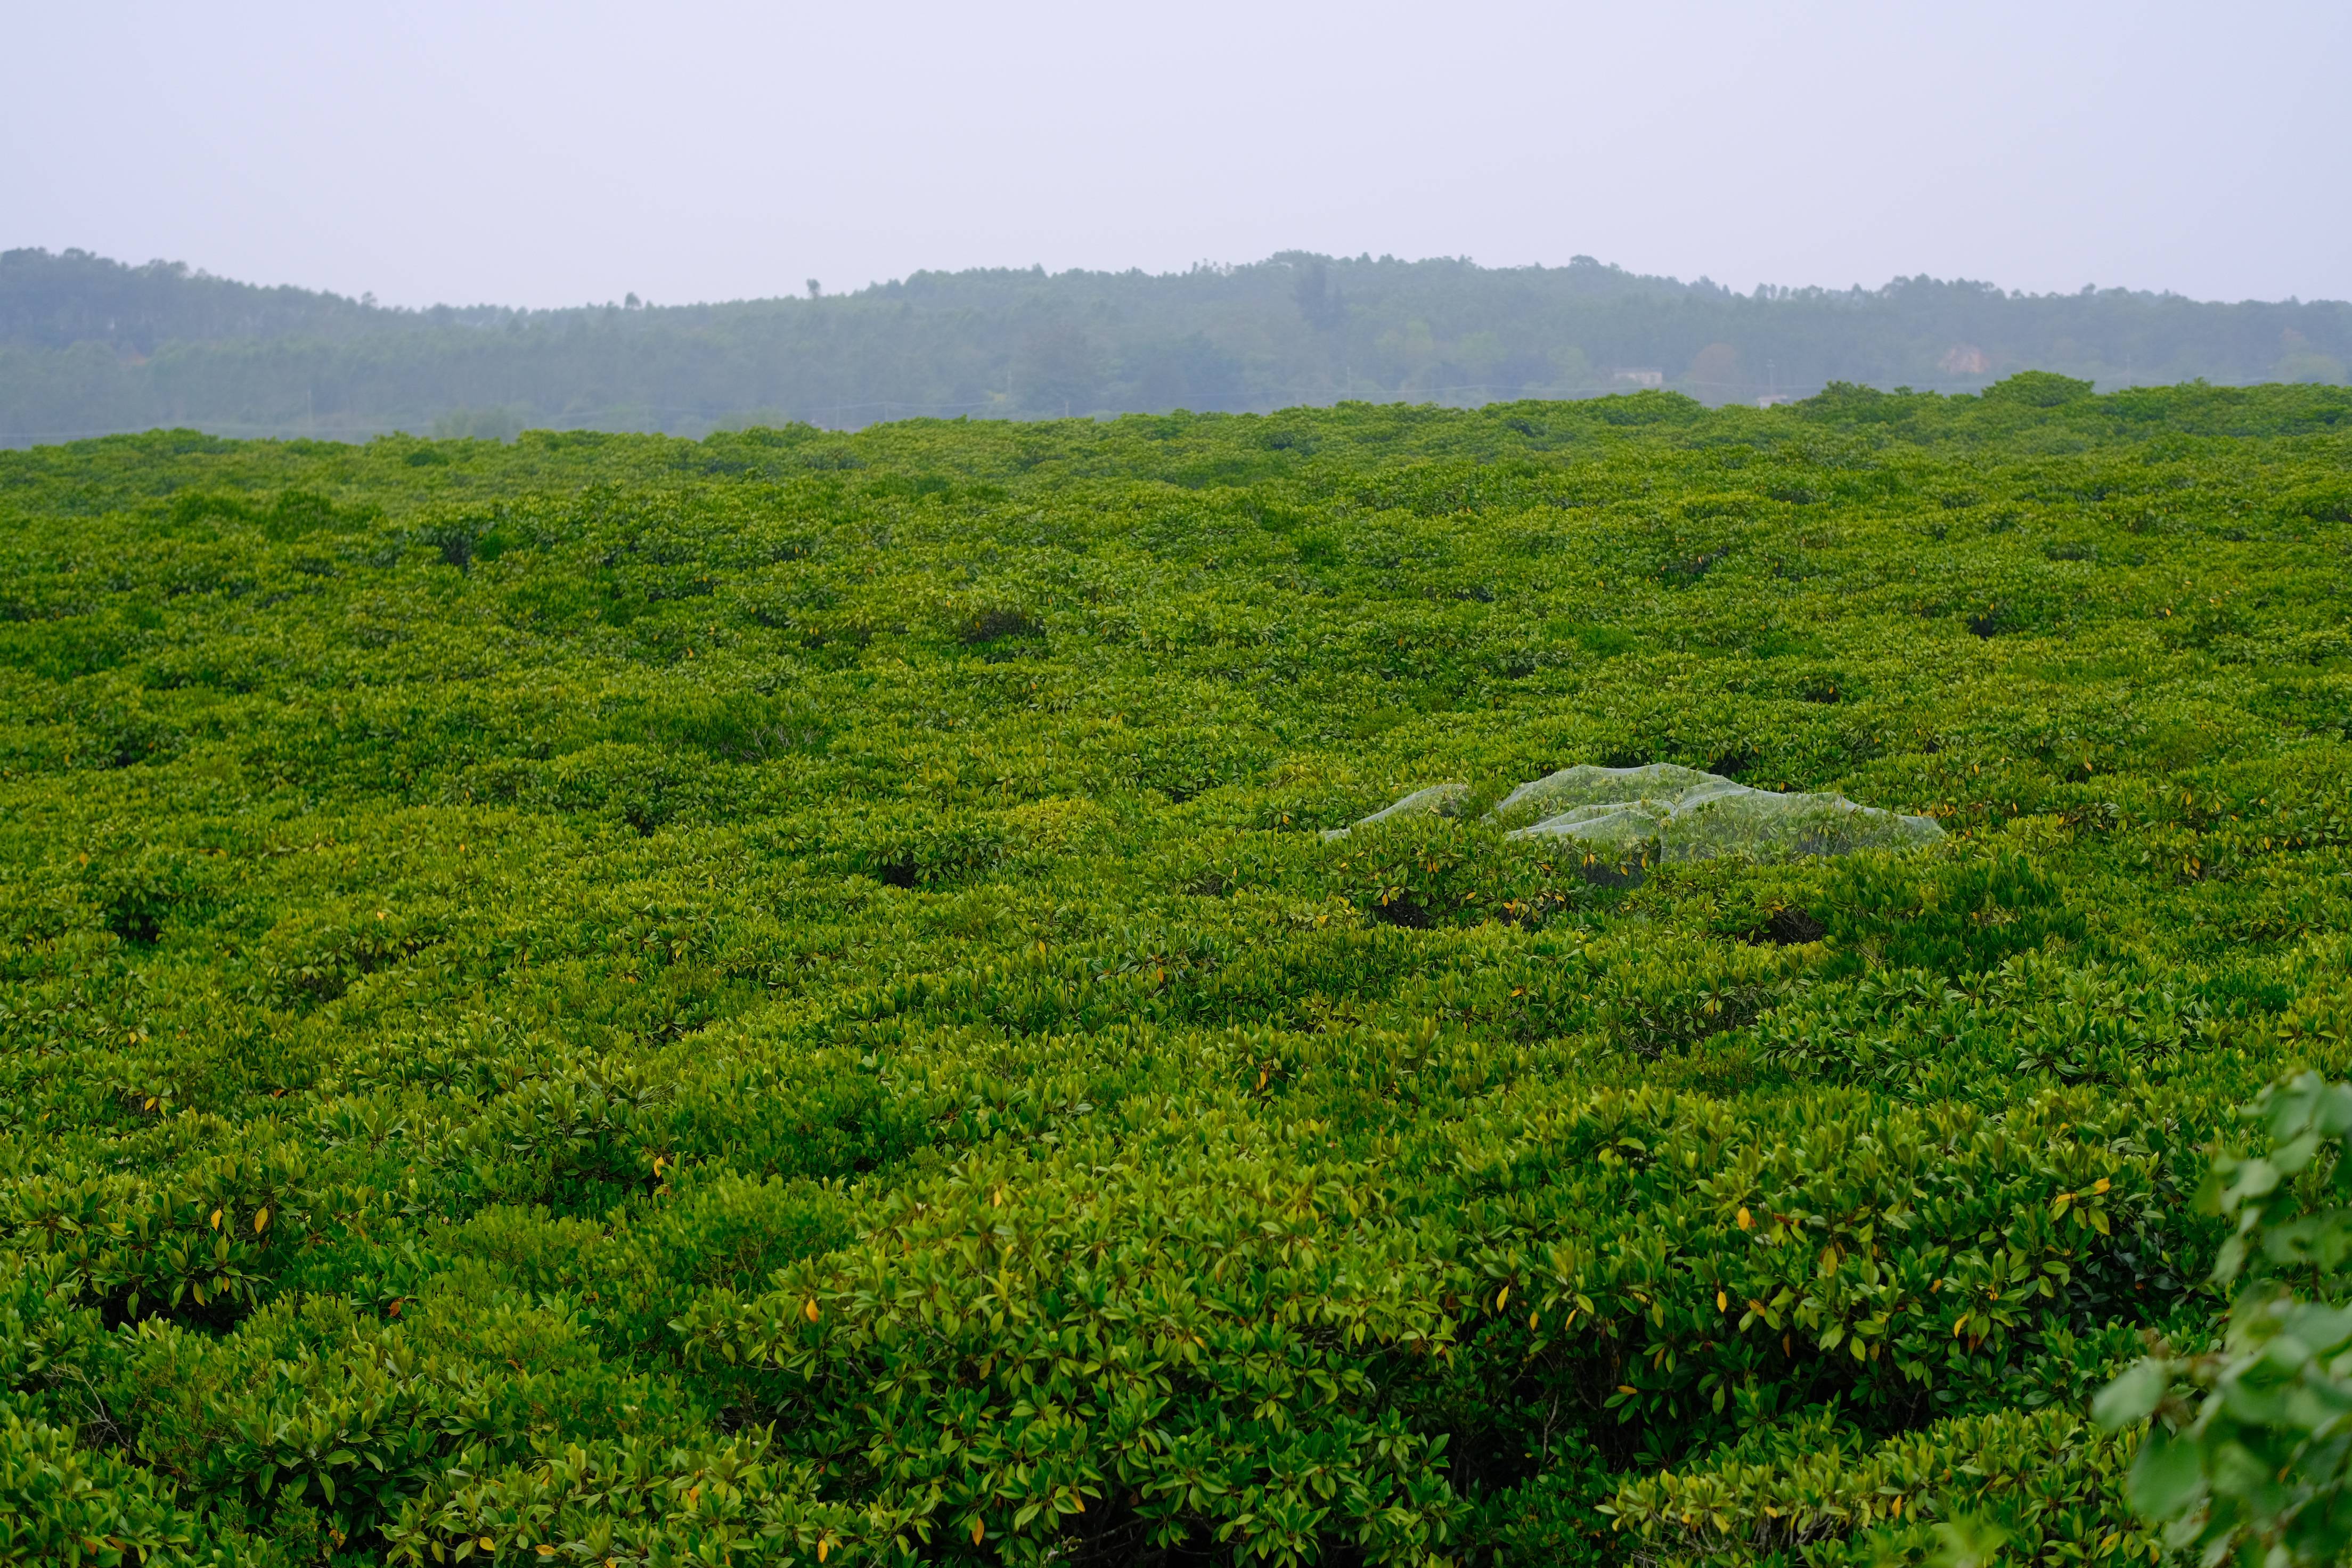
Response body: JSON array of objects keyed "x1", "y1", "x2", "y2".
[{"x1": 6, "y1": 0, "x2": 2347, "y2": 311}]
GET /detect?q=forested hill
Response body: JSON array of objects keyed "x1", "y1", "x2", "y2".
[{"x1": 4, "y1": 244, "x2": 2348, "y2": 444}]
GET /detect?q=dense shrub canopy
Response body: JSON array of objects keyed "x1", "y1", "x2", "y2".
[{"x1": 1, "y1": 379, "x2": 2349, "y2": 1565}]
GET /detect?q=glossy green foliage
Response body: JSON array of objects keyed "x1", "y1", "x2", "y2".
[
  {"x1": 1608, "y1": 1404, "x2": 2159, "y2": 1568},
  {"x1": 0, "y1": 379, "x2": 2348, "y2": 1564}
]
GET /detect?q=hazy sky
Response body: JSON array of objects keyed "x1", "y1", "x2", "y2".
[{"x1": 7, "y1": 0, "x2": 2346, "y2": 309}]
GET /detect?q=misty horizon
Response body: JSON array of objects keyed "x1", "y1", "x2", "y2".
[
  {"x1": 7, "y1": 2, "x2": 2345, "y2": 314},
  {"x1": 8, "y1": 0, "x2": 2347, "y2": 445},
  {"x1": 16, "y1": 246, "x2": 2352, "y2": 319},
  {"x1": 7, "y1": 241, "x2": 2346, "y2": 446}
]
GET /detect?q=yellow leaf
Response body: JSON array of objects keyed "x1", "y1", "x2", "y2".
[
  {"x1": 1717, "y1": 1291, "x2": 1727, "y2": 1311},
  {"x1": 1736, "y1": 1207, "x2": 1752, "y2": 1230},
  {"x1": 254, "y1": 1208, "x2": 270, "y2": 1234},
  {"x1": 1496, "y1": 1285, "x2": 1509, "y2": 1310},
  {"x1": 804, "y1": 1298, "x2": 820, "y2": 1322},
  {"x1": 210, "y1": 1208, "x2": 222, "y2": 1230},
  {"x1": 538, "y1": 1548, "x2": 555, "y2": 1558},
  {"x1": 971, "y1": 1518, "x2": 985, "y2": 1546},
  {"x1": 1617, "y1": 1384, "x2": 1636, "y2": 1394},
  {"x1": 819, "y1": 1541, "x2": 830, "y2": 1563}
]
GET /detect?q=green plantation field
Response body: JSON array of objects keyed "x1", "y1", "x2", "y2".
[{"x1": 2, "y1": 374, "x2": 2350, "y2": 1567}]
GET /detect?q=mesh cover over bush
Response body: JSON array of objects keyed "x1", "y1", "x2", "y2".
[
  {"x1": 1340, "y1": 764, "x2": 1942, "y2": 863},
  {"x1": 1321, "y1": 781, "x2": 1469, "y2": 840}
]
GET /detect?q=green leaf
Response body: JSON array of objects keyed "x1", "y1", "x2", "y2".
[
  {"x1": 2094, "y1": 1359, "x2": 2170, "y2": 1428},
  {"x1": 1930, "y1": 1512, "x2": 2009, "y2": 1568},
  {"x1": 2125, "y1": 1426, "x2": 2204, "y2": 1521}
]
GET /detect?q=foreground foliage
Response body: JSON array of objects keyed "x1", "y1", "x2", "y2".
[
  {"x1": 1, "y1": 379, "x2": 2349, "y2": 1564},
  {"x1": 2096, "y1": 1063, "x2": 2352, "y2": 1568}
]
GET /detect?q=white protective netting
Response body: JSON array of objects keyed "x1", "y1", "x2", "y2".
[
  {"x1": 1319, "y1": 781, "x2": 1468, "y2": 841},
  {"x1": 1334, "y1": 763, "x2": 1943, "y2": 864}
]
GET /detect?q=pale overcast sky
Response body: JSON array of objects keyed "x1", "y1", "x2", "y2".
[{"x1": 6, "y1": 0, "x2": 2345, "y2": 309}]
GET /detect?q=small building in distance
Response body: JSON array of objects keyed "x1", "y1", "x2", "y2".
[
  {"x1": 1610, "y1": 368, "x2": 1664, "y2": 389},
  {"x1": 1939, "y1": 344, "x2": 1991, "y2": 377}
]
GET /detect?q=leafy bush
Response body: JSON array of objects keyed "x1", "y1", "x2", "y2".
[
  {"x1": 2096, "y1": 1072, "x2": 2352, "y2": 1567},
  {"x1": 1819, "y1": 849, "x2": 2085, "y2": 975}
]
